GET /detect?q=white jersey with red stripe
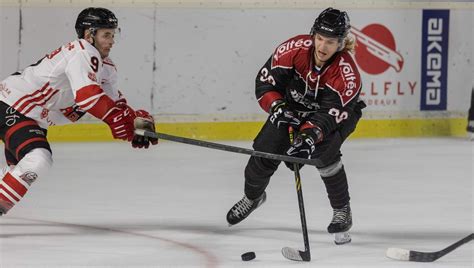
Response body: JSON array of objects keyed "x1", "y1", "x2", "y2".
[{"x1": 0, "y1": 39, "x2": 122, "y2": 129}]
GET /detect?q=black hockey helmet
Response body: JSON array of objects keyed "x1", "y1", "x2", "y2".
[
  {"x1": 310, "y1": 8, "x2": 350, "y2": 39},
  {"x1": 75, "y1": 7, "x2": 118, "y2": 38}
]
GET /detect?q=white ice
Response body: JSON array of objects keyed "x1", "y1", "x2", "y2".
[{"x1": 1, "y1": 138, "x2": 472, "y2": 267}]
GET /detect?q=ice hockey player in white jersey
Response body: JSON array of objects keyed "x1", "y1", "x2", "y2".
[{"x1": 0, "y1": 7, "x2": 158, "y2": 215}]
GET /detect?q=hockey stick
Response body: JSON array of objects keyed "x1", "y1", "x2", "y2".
[
  {"x1": 386, "y1": 233, "x2": 473, "y2": 262},
  {"x1": 135, "y1": 130, "x2": 322, "y2": 166},
  {"x1": 281, "y1": 127, "x2": 311, "y2": 262}
]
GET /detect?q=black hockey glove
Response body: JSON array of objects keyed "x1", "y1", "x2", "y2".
[
  {"x1": 286, "y1": 126, "x2": 323, "y2": 159},
  {"x1": 268, "y1": 100, "x2": 301, "y2": 129}
]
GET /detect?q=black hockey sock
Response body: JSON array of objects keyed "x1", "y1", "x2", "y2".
[
  {"x1": 244, "y1": 156, "x2": 278, "y2": 200},
  {"x1": 321, "y1": 166, "x2": 350, "y2": 209}
]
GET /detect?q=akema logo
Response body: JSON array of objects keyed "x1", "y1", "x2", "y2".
[
  {"x1": 420, "y1": 9, "x2": 449, "y2": 111},
  {"x1": 351, "y1": 24, "x2": 404, "y2": 75}
]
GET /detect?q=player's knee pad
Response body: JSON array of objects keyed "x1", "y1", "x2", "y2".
[
  {"x1": 11, "y1": 148, "x2": 53, "y2": 177},
  {"x1": 318, "y1": 159, "x2": 343, "y2": 177},
  {"x1": 10, "y1": 148, "x2": 53, "y2": 183}
]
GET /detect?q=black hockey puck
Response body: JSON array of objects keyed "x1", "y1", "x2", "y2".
[{"x1": 241, "y1": 251, "x2": 256, "y2": 261}]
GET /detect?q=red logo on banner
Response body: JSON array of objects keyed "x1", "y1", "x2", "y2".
[{"x1": 351, "y1": 24, "x2": 404, "y2": 75}]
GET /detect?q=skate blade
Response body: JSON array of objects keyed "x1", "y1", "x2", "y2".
[{"x1": 334, "y1": 232, "x2": 351, "y2": 245}]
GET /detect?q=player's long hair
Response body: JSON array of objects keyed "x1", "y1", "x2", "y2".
[{"x1": 341, "y1": 35, "x2": 356, "y2": 53}]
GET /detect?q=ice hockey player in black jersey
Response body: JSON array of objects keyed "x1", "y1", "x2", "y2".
[{"x1": 226, "y1": 7, "x2": 366, "y2": 244}]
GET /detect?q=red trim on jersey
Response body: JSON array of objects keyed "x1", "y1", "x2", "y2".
[
  {"x1": 4, "y1": 121, "x2": 39, "y2": 149},
  {"x1": 78, "y1": 40, "x2": 85, "y2": 50},
  {"x1": 21, "y1": 89, "x2": 59, "y2": 115},
  {"x1": 2, "y1": 172, "x2": 28, "y2": 197},
  {"x1": 258, "y1": 91, "x2": 283, "y2": 113},
  {"x1": 12, "y1": 82, "x2": 50, "y2": 111},
  {"x1": 76, "y1": 85, "x2": 116, "y2": 119},
  {"x1": 15, "y1": 88, "x2": 53, "y2": 112},
  {"x1": 103, "y1": 61, "x2": 115, "y2": 67},
  {"x1": 75, "y1": 84, "x2": 103, "y2": 104},
  {"x1": 0, "y1": 184, "x2": 20, "y2": 202},
  {"x1": 103, "y1": 59, "x2": 117, "y2": 71},
  {"x1": 15, "y1": 137, "x2": 48, "y2": 159}
]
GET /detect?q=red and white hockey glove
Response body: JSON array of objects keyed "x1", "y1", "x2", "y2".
[
  {"x1": 132, "y1": 110, "x2": 158, "y2": 149},
  {"x1": 102, "y1": 105, "x2": 136, "y2": 141}
]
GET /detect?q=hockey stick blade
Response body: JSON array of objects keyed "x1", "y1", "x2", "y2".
[
  {"x1": 386, "y1": 233, "x2": 473, "y2": 262},
  {"x1": 135, "y1": 130, "x2": 322, "y2": 166},
  {"x1": 281, "y1": 247, "x2": 311, "y2": 262}
]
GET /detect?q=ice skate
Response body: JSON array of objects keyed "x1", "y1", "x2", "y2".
[
  {"x1": 327, "y1": 203, "x2": 352, "y2": 245},
  {"x1": 226, "y1": 192, "x2": 266, "y2": 226}
]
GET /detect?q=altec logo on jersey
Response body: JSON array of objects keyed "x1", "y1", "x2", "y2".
[
  {"x1": 420, "y1": 10, "x2": 449, "y2": 111},
  {"x1": 352, "y1": 24, "x2": 416, "y2": 106}
]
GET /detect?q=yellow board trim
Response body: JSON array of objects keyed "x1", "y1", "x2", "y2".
[
  {"x1": 351, "y1": 118, "x2": 467, "y2": 138},
  {"x1": 47, "y1": 117, "x2": 468, "y2": 142}
]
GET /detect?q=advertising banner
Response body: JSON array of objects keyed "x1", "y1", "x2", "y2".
[
  {"x1": 351, "y1": 9, "x2": 452, "y2": 114},
  {"x1": 420, "y1": 9, "x2": 450, "y2": 111},
  {"x1": 350, "y1": 11, "x2": 420, "y2": 113}
]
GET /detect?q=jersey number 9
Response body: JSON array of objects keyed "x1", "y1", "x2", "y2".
[{"x1": 90, "y1": 56, "x2": 99, "y2": 72}]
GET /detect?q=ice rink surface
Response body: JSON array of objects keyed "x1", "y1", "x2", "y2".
[{"x1": 0, "y1": 138, "x2": 472, "y2": 267}]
